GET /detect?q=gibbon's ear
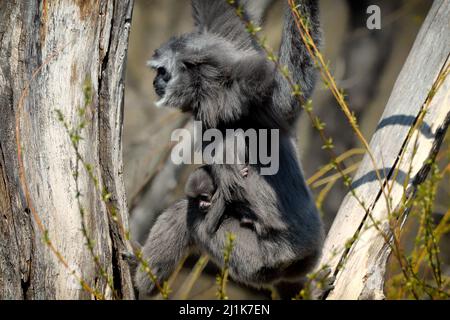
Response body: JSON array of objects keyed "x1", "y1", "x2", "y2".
[
  {"x1": 180, "y1": 52, "x2": 212, "y2": 70},
  {"x1": 181, "y1": 59, "x2": 198, "y2": 70},
  {"x1": 181, "y1": 51, "x2": 233, "y2": 78},
  {"x1": 191, "y1": 0, "x2": 260, "y2": 51},
  {"x1": 180, "y1": 50, "x2": 207, "y2": 69}
]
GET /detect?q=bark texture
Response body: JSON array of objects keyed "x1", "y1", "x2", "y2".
[
  {"x1": 0, "y1": 0, "x2": 134, "y2": 299},
  {"x1": 319, "y1": 0, "x2": 450, "y2": 299}
]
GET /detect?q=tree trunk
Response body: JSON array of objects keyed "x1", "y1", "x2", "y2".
[
  {"x1": 0, "y1": 0, "x2": 134, "y2": 299},
  {"x1": 319, "y1": 0, "x2": 450, "y2": 299}
]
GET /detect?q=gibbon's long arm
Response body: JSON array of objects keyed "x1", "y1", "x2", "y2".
[
  {"x1": 241, "y1": 0, "x2": 274, "y2": 25},
  {"x1": 192, "y1": 0, "x2": 320, "y2": 127},
  {"x1": 191, "y1": 0, "x2": 261, "y2": 52},
  {"x1": 272, "y1": 0, "x2": 320, "y2": 127}
]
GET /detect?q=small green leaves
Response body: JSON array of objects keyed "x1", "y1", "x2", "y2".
[
  {"x1": 322, "y1": 138, "x2": 334, "y2": 150},
  {"x1": 216, "y1": 232, "x2": 236, "y2": 300}
]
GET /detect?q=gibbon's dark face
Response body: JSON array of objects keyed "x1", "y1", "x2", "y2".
[
  {"x1": 148, "y1": 32, "x2": 275, "y2": 125},
  {"x1": 148, "y1": 33, "x2": 239, "y2": 111},
  {"x1": 185, "y1": 167, "x2": 216, "y2": 212}
]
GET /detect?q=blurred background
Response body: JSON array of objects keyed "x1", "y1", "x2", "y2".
[{"x1": 123, "y1": 0, "x2": 447, "y2": 299}]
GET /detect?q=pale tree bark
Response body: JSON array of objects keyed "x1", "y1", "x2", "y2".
[
  {"x1": 0, "y1": 0, "x2": 134, "y2": 299},
  {"x1": 319, "y1": 0, "x2": 450, "y2": 299}
]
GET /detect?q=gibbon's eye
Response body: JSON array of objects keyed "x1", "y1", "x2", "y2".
[
  {"x1": 157, "y1": 67, "x2": 171, "y2": 82},
  {"x1": 157, "y1": 67, "x2": 166, "y2": 76}
]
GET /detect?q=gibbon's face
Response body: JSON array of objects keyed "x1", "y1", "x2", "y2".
[
  {"x1": 148, "y1": 32, "x2": 259, "y2": 112},
  {"x1": 148, "y1": 33, "x2": 234, "y2": 111},
  {"x1": 184, "y1": 168, "x2": 215, "y2": 212}
]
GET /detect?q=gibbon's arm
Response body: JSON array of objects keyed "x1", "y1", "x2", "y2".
[
  {"x1": 199, "y1": 164, "x2": 250, "y2": 234},
  {"x1": 241, "y1": 0, "x2": 274, "y2": 25},
  {"x1": 134, "y1": 200, "x2": 191, "y2": 297},
  {"x1": 191, "y1": 0, "x2": 262, "y2": 52},
  {"x1": 204, "y1": 165, "x2": 289, "y2": 237},
  {"x1": 271, "y1": 0, "x2": 320, "y2": 127}
]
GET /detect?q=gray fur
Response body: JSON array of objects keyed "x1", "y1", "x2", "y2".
[
  {"x1": 272, "y1": 0, "x2": 321, "y2": 127},
  {"x1": 135, "y1": 0, "x2": 323, "y2": 298}
]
